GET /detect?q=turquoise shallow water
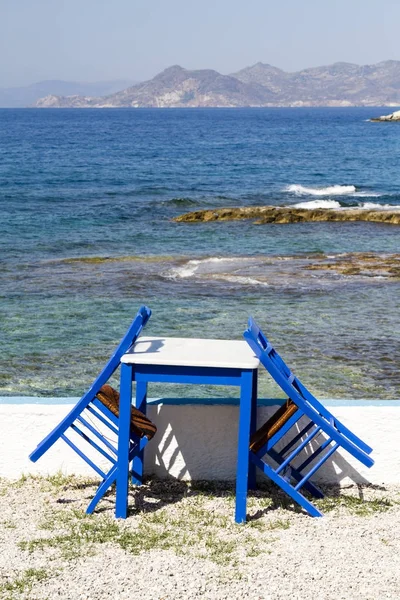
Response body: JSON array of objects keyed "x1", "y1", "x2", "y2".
[{"x1": 0, "y1": 107, "x2": 399, "y2": 399}]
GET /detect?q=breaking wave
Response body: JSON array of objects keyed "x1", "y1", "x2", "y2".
[
  {"x1": 286, "y1": 184, "x2": 357, "y2": 196},
  {"x1": 166, "y1": 257, "x2": 256, "y2": 279},
  {"x1": 286, "y1": 184, "x2": 384, "y2": 198},
  {"x1": 291, "y1": 200, "x2": 400, "y2": 211},
  {"x1": 358, "y1": 202, "x2": 400, "y2": 211},
  {"x1": 292, "y1": 200, "x2": 342, "y2": 209}
]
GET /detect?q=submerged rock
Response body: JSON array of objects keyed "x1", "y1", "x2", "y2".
[
  {"x1": 370, "y1": 109, "x2": 400, "y2": 122},
  {"x1": 174, "y1": 206, "x2": 400, "y2": 225},
  {"x1": 304, "y1": 252, "x2": 400, "y2": 278}
]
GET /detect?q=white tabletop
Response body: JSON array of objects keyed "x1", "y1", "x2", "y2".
[{"x1": 121, "y1": 336, "x2": 259, "y2": 369}]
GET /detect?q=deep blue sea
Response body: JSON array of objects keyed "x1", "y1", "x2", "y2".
[{"x1": 0, "y1": 107, "x2": 399, "y2": 400}]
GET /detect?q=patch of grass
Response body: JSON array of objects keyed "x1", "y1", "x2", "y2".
[
  {"x1": 42, "y1": 471, "x2": 81, "y2": 491},
  {"x1": 20, "y1": 509, "x2": 121, "y2": 560},
  {"x1": 316, "y1": 494, "x2": 392, "y2": 516},
  {"x1": 19, "y1": 492, "x2": 279, "y2": 569},
  {"x1": 189, "y1": 480, "x2": 235, "y2": 498},
  {"x1": 247, "y1": 517, "x2": 290, "y2": 531},
  {"x1": 0, "y1": 478, "x2": 8, "y2": 497},
  {"x1": 117, "y1": 524, "x2": 176, "y2": 555},
  {"x1": 205, "y1": 538, "x2": 237, "y2": 566},
  {"x1": 9, "y1": 472, "x2": 97, "y2": 494},
  {"x1": 247, "y1": 495, "x2": 273, "y2": 512},
  {"x1": 246, "y1": 543, "x2": 272, "y2": 558},
  {"x1": 119, "y1": 503, "x2": 236, "y2": 561},
  {"x1": 40, "y1": 472, "x2": 97, "y2": 492},
  {"x1": 0, "y1": 567, "x2": 49, "y2": 598},
  {"x1": 10, "y1": 473, "x2": 32, "y2": 488},
  {"x1": 254, "y1": 496, "x2": 274, "y2": 509},
  {"x1": 1, "y1": 519, "x2": 16, "y2": 529},
  {"x1": 268, "y1": 518, "x2": 291, "y2": 530}
]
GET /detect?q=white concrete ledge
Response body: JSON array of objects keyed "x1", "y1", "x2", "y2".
[{"x1": 1, "y1": 399, "x2": 399, "y2": 486}]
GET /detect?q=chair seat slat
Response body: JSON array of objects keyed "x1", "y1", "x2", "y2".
[
  {"x1": 295, "y1": 437, "x2": 333, "y2": 474},
  {"x1": 294, "y1": 443, "x2": 339, "y2": 491},
  {"x1": 70, "y1": 423, "x2": 116, "y2": 465},
  {"x1": 250, "y1": 399, "x2": 298, "y2": 453},
  {"x1": 61, "y1": 434, "x2": 107, "y2": 479},
  {"x1": 86, "y1": 403, "x2": 119, "y2": 436},
  {"x1": 275, "y1": 426, "x2": 321, "y2": 475},
  {"x1": 76, "y1": 415, "x2": 118, "y2": 456},
  {"x1": 279, "y1": 420, "x2": 315, "y2": 456}
]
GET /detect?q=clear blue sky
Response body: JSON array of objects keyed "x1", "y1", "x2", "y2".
[{"x1": 1, "y1": 0, "x2": 399, "y2": 86}]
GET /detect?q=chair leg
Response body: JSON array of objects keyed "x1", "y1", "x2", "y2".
[
  {"x1": 267, "y1": 447, "x2": 324, "y2": 499},
  {"x1": 235, "y1": 370, "x2": 255, "y2": 523},
  {"x1": 87, "y1": 435, "x2": 148, "y2": 514},
  {"x1": 116, "y1": 364, "x2": 133, "y2": 519},
  {"x1": 131, "y1": 380, "x2": 148, "y2": 485},
  {"x1": 252, "y1": 454, "x2": 323, "y2": 517},
  {"x1": 248, "y1": 373, "x2": 258, "y2": 491},
  {"x1": 86, "y1": 466, "x2": 118, "y2": 514}
]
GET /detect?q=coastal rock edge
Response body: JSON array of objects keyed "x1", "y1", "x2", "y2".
[
  {"x1": 370, "y1": 109, "x2": 400, "y2": 122},
  {"x1": 174, "y1": 206, "x2": 400, "y2": 225}
]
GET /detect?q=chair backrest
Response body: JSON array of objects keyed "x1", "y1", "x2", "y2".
[
  {"x1": 244, "y1": 315, "x2": 374, "y2": 455},
  {"x1": 30, "y1": 305, "x2": 151, "y2": 464},
  {"x1": 243, "y1": 317, "x2": 327, "y2": 418},
  {"x1": 84, "y1": 304, "x2": 152, "y2": 400}
]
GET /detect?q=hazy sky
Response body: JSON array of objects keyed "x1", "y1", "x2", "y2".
[{"x1": 1, "y1": 0, "x2": 399, "y2": 87}]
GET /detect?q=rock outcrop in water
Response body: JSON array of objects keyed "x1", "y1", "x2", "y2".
[
  {"x1": 304, "y1": 252, "x2": 400, "y2": 278},
  {"x1": 370, "y1": 109, "x2": 400, "y2": 122},
  {"x1": 174, "y1": 206, "x2": 400, "y2": 225}
]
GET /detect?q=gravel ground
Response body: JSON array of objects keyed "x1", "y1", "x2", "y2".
[{"x1": 1, "y1": 475, "x2": 400, "y2": 600}]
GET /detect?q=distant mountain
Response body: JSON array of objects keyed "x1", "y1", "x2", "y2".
[
  {"x1": 34, "y1": 61, "x2": 400, "y2": 108},
  {"x1": 0, "y1": 80, "x2": 134, "y2": 108},
  {"x1": 232, "y1": 60, "x2": 400, "y2": 106},
  {"x1": 35, "y1": 66, "x2": 274, "y2": 108}
]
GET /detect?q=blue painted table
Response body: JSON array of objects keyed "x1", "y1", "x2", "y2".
[{"x1": 115, "y1": 336, "x2": 260, "y2": 522}]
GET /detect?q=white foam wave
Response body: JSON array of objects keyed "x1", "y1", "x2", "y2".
[
  {"x1": 351, "y1": 191, "x2": 383, "y2": 198},
  {"x1": 286, "y1": 184, "x2": 356, "y2": 196},
  {"x1": 166, "y1": 257, "x2": 256, "y2": 279},
  {"x1": 292, "y1": 199, "x2": 342, "y2": 210},
  {"x1": 214, "y1": 275, "x2": 269, "y2": 287},
  {"x1": 290, "y1": 199, "x2": 400, "y2": 211},
  {"x1": 169, "y1": 262, "x2": 200, "y2": 279},
  {"x1": 358, "y1": 202, "x2": 400, "y2": 211}
]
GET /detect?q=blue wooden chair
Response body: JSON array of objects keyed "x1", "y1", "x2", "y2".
[
  {"x1": 29, "y1": 305, "x2": 155, "y2": 514},
  {"x1": 240, "y1": 317, "x2": 374, "y2": 519}
]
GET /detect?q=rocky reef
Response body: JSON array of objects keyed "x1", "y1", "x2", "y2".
[
  {"x1": 174, "y1": 206, "x2": 400, "y2": 225},
  {"x1": 304, "y1": 252, "x2": 400, "y2": 278},
  {"x1": 370, "y1": 109, "x2": 400, "y2": 122}
]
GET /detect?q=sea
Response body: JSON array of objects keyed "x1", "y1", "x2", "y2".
[{"x1": 0, "y1": 107, "x2": 399, "y2": 401}]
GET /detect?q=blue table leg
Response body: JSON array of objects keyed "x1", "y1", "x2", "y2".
[
  {"x1": 116, "y1": 363, "x2": 133, "y2": 519},
  {"x1": 248, "y1": 370, "x2": 258, "y2": 490},
  {"x1": 235, "y1": 369, "x2": 254, "y2": 524},
  {"x1": 131, "y1": 380, "x2": 147, "y2": 485}
]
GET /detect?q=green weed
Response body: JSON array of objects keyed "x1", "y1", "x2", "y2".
[
  {"x1": 0, "y1": 568, "x2": 49, "y2": 598},
  {"x1": 316, "y1": 494, "x2": 392, "y2": 516}
]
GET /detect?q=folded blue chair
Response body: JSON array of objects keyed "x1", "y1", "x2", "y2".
[
  {"x1": 29, "y1": 305, "x2": 155, "y2": 514},
  {"x1": 240, "y1": 317, "x2": 374, "y2": 519}
]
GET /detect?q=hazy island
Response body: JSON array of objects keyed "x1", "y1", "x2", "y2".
[{"x1": 32, "y1": 60, "x2": 400, "y2": 108}]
